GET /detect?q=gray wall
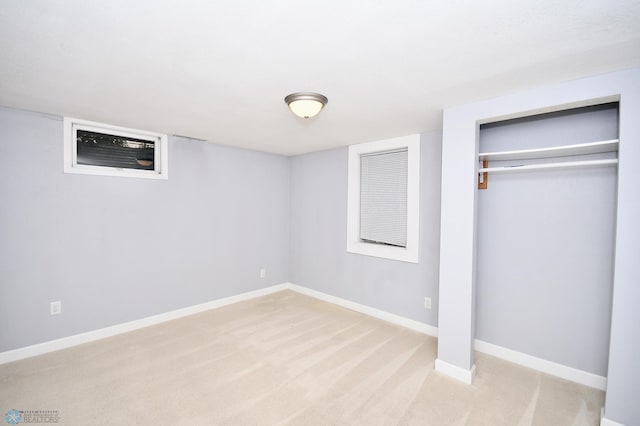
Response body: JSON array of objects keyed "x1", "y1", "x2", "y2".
[
  {"x1": 475, "y1": 105, "x2": 618, "y2": 376},
  {"x1": 603, "y1": 69, "x2": 640, "y2": 426},
  {"x1": 0, "y1": 102, "x2": 621, "y2": 382},
  {"x1": 0, "y1": 107, "x2": 290, "y2": 352},
  {"x1": 289, "y1": 131, "x2": 442, "y2": 326}
]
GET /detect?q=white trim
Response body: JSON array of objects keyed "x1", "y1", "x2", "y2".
[
  {"x1": 63, "y1": 117, "x2": 169, "y2": 180},
  {"x1": 474, "y1": 339, "x2": 607, "y2": 391},
  {"x1": 435, "y1": 358, "x2": 477, "y2": 384},
  {"x1": 346, "y1": 134, "x2": 420, "y2": 263},
  {"x1": 286, "y1": 283, "x2": 438, "y2": 337},
  {"x1": 0, "y1": 284, "x2": 288, "y2": 365},
  {"x1": 600, "y1": 414, "x2": 627, "y2": 426},
  {"x1": 0, "y1": 282, "x2": 608, "y2": 392},
  {"x1": 290, "y1": 283, "x2": 606, "y2": 390}
]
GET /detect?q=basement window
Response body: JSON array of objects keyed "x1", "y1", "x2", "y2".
[
  {"x1": 346, "y1": 134, "x2": 420, "y2": 263},
  {"x1": 64, "y1": 117, "x2": 168, "y2": 179}
]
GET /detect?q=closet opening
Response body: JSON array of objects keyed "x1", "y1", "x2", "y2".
[{"x1": 474, "y1": 102, "x2": 619, "y2": 379}]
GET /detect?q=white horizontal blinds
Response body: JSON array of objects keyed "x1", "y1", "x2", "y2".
[{"x1": 359, "y1": 148, "x2": 408, "y2": 247}]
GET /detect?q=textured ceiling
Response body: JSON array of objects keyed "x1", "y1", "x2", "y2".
[{"x1": 1, "y1": 0, "x2": 639, "y2": 155}]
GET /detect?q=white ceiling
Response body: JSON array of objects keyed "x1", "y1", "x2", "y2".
[{"x1": 1, "y1": 1, "x2": 639, "y2": 155}]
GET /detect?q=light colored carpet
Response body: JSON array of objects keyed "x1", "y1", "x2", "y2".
[{"x1": 0, "y1": 290, "x2": 604, "y2": 425}]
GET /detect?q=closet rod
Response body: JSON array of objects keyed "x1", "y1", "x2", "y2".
[
  {"x1": 480, "y1": 158, "x2": 618, "y2": 174},
  {"x1": 478, "y1": 139, "x2": 619, "y2": 162}
]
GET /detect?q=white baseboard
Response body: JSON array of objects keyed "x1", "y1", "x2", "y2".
[
  {"x1": 474, "y1": 339, "x2": 607, "y2": 391},
  {"x1": 286, "y1": 283, "x2": 438, "y2": 338},
  {"x1": 288, "y1": 283, "x2": 606, "y2": 390},
  {"x1": 0, "y1": 283, "x2": 289, "y2": 365},
  {"x1": 601, "y1": 415, "x2": 626, "y2": 426},
  {"x1": 0, "y1": 281, "x2": 609, "y2": 393},
  {"x1": 435, "y1": 358, "x2": 476, "y2": 384}
]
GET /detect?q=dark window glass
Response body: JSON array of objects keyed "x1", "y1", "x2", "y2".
[{"x1": 76, "y1": 130, "x2": 155, "y2": 170}]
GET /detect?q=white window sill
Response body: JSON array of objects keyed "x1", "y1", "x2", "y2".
[{"x1": 347, "y1": 241, "x2": 419, "y2": 263}]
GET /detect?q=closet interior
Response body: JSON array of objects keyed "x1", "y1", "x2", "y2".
[{"x1": 474, "y1": 102, "x2": 619, "y2": 377}]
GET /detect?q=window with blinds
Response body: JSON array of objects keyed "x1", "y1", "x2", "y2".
[
  {"x1": 64, "y1": 117, "x2": 168, "y2": 179},
  {"x1": 76, "y1": 129, "x2": 156, "y2": 170},
  {"x1": 359, "y1": 149, "x2": 408, "y2": 247},
  {"x1": 346, "y1": 134, "x2": 420, "y2": 263}
]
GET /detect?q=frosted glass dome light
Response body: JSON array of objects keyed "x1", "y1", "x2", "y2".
[{"x1": 285, "y1": 92, "x2": 328, "y2": 119}]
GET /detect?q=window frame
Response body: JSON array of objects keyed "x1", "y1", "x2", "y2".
[
  {"x1": 346, "y1": 134, "x2": 420, "y2": 263},
  {"x1": 63, "y1": 117, "x2": 169, "y2": 179}
]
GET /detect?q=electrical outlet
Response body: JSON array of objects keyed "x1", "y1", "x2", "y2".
[
  {"x1": 259, "y1": 268, "x2": 266, "y2": 279},
  {"x1": 50, "y1": 301, "x2": 62, "y2": 315},
  {"x1": 424, "y1": 297, "x2": 431, "y2": 310}
]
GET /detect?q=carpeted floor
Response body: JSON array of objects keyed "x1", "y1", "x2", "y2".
[{"x1": 0, "y1": 290, "x2": 604, "y2": 425}]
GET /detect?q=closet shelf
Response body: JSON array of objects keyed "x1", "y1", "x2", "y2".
[
  {"x1": 478, "y1": 139, "x2": 619, "y2": 161},
  {"x1": 479, "y1": 158, "x2": 618, "y2": 174}
]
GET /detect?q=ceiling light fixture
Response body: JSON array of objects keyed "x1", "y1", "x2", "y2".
[{"x1": 284, "y1": 92, "x2": 328, "y2": 119}]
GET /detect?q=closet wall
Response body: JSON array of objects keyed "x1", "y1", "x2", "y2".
[{"x1": 475, "y1": 104, "x2": 618, "y2": 376}]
